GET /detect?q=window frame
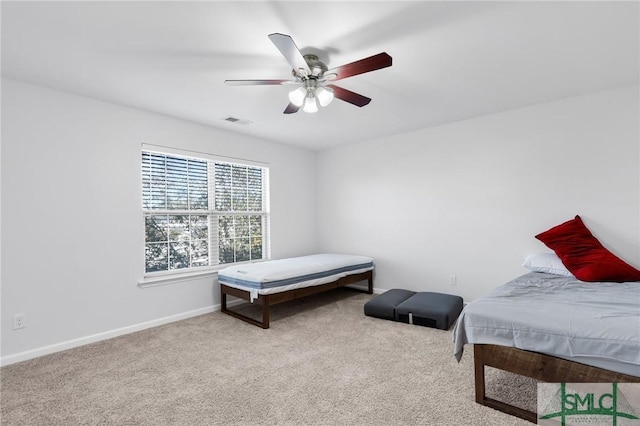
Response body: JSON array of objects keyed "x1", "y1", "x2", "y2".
[{"x1": 139, "y1": 144, "x2": 270, "y2": 287}]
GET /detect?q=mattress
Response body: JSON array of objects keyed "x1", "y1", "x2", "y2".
[
  {"x1": 218, "y1": 253, "x2": 374, "y2": 301},
  {"x1": 453, "y1": 272, "x2": 640, "y2": 377}
]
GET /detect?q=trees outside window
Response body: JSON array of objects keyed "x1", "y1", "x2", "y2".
[{"x1": 142, "y1": 150, "x2": 268, "y2": 274}]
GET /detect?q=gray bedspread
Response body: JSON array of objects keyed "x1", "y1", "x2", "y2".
[{"x1": 453, "y1": 272, "x2": 640, "y2": 377}]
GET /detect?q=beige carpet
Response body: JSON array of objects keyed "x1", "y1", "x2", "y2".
[{"x1": 1, "y1": 289, "x2": 537, "y2": 425}]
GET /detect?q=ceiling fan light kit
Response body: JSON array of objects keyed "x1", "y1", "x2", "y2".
[
  {"x1": 225, "y1": 33, "x2": 392, "y2": 114},
  {"x1": 289, "y1": 77, "x2": 334, "y2": 113},
  {"x1": 288, "y1": 86, "x2": 307, "y2": 106},
  {"x1": 303, "y1": 96, "x2": 319, "y2": 113},
  {"x1": 316, "y1": 86, "x2": 334, "y2": 107}
]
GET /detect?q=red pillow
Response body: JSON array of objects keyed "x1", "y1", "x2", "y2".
[{"x1": 535, "y1": 215, "x2": 640, "y2": 282}]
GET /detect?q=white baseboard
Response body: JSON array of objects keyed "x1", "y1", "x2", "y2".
[
  {"x1": 1, "y1": 289, "x2": 378, "y2": 367},
  {"x1": 0, "y1": 302, "x2": 237, "y2": 367}
]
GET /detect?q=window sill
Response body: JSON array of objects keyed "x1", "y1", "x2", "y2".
[{"x1": 138, "y1": 268, "x2": 220, "y2": 288}]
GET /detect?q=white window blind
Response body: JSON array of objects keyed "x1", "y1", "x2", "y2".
[{"x1": 142, "y1": 149, "x2": 269, "y2": 275}]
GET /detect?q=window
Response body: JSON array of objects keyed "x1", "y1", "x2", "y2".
[{"x1": 142, "y1": 148, "x2": 269, "y2": 275}]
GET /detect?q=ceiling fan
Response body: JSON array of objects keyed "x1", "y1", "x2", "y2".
[{"x1": 225, "y1": 33, "x2": 392, "y2": 114}]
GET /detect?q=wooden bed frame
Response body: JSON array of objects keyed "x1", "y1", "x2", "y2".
[
  {"x1": 474, "y1": 344, "x2": 640, "y2": 423},
  {"x1": 220, "y1": 270, "x2": 373, "y2": 329}
]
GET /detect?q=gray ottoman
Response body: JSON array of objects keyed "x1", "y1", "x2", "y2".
[
  {"x1": 364, "y1": 289, "x2": 416, "y2": 320},
  {"x1": 395, "y1": 292, "x2": 463, "y2": 330}
]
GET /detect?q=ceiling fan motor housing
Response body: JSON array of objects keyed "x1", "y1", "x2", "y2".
[{"x1": 293, "y1": 54, "x2": 328, "y2": 79}]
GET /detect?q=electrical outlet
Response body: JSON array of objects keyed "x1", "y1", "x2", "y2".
[
  {"x1": 449, "y1": 275, "x2": 457, "y2": 286},
  {"x1": 12, "y1": 313, "x2": 26, "y2": 330}
]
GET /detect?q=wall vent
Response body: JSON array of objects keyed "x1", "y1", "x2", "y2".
[{"x1": 222, "y1": 116, "x2": 253, "y2": 125}]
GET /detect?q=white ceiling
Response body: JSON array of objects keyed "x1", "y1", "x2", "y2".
[{"x1": 2, "y1": 1, "x2": 638, "y2": 151}]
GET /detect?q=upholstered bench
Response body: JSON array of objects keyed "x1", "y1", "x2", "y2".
[
  {"x1": 364, "y1": 289, "x2": 463, "y2": 330},
  {"x1": 396, "y1": 292, "x2": 463, "y2": 330},
  {"x1": 363, "y1": 288, "x2": 416, "y2": 320}
]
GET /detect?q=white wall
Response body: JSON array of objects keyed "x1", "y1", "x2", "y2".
[
  {"x1": 317, "y1": 85, "x2": 640, "y2": 302},
  {"x1": 1, "y1": 79, "x2": 318, "y2": 364},
  {"x1": 3, "y1": 80, "x2": 639, "y2": 365}
]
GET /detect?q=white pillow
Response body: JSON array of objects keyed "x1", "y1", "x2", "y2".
[{"x1": 522, "y1": 252, "x2": 574, "y2": 277}]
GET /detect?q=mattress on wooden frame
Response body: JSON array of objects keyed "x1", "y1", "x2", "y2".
[
  {"x1": 219, "y1": 254, "x2": 374, "y2": 329},
  {"x1": 218, "y1": 253, "x2": 374, "y2": 302},
  {"x1": 453, "y1": 272, "x2": 640, "y2": 377},
  {"x1": 453, "y1": 272, "x2": 640, "y2": 422}
]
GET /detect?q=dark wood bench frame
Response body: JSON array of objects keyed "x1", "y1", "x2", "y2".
[
  {"x1": 221, "y1": 270, "x2": 373, "y2": 329},
  {"x1": 473, "y1": 344, "x2": 640, "y2": 423}
]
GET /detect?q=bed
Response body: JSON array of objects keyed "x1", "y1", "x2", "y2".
[
  {"x1": 453, "y1": 272, "x2": 640, "y2": 422},
  {"x1": 219, "y1": 253, "x2": 374, "y2": 328}
]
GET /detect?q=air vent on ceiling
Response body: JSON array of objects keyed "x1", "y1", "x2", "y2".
[{"x1": 222, "y1": 116, "x2": 253, "y2": 126}]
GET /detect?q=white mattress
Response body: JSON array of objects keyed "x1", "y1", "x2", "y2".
[
  {"x1": 218, "y1": 253, "x2": 374, "y2": 302},
  {"x1": 453, "y1": 272, "x2": 640, "y2": 377}
]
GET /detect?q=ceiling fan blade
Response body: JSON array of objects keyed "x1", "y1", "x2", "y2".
[
  {"x1": 225, "y1": 79, "x2": 289, "y2": 86},
  {"x1": 283, "y1": 103, "x2": 300, "y2": 114},
  {"x1": 326, "y1": 52, "x2": 392, "y2": 81},
  {"x1": 327, "y1": 84, "x2": 372, "y2": 107},
  {"x1": 268, "y1": 33, "x2": 311, "y2": 75}
]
